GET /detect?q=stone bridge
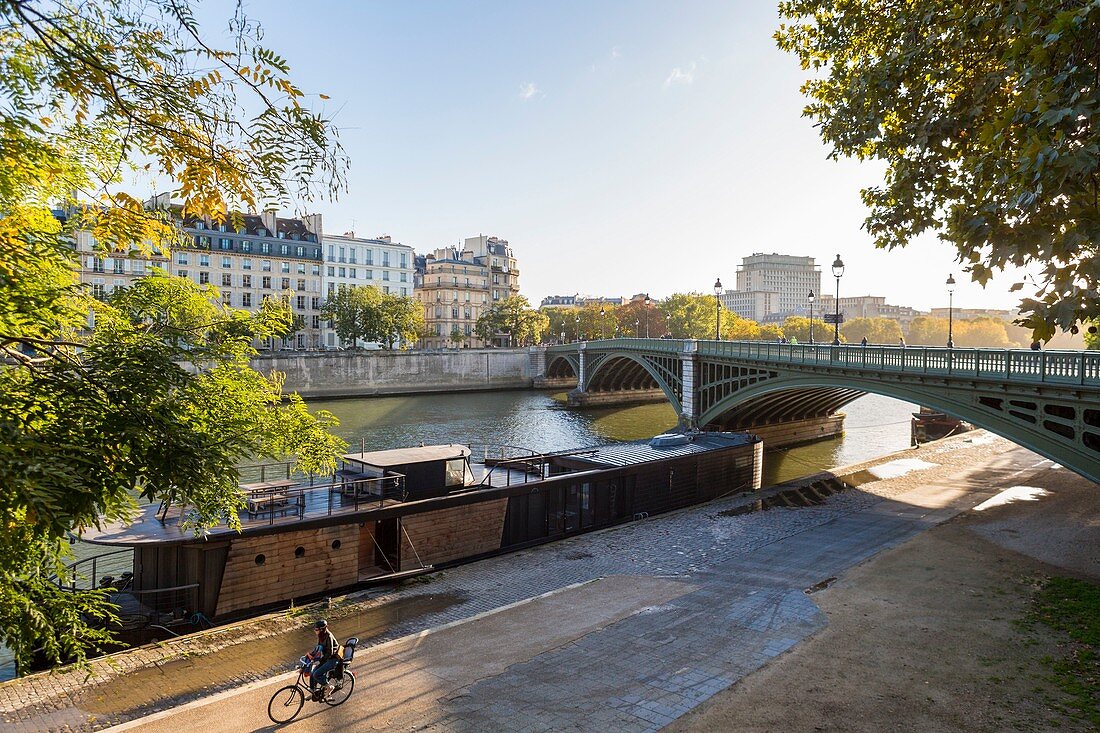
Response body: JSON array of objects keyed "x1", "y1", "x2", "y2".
[{"x1": 540, "y1": 338, "x2": 1100, "y2": 484}]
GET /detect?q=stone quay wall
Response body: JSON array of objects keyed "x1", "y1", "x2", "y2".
[{"x1": 253, "y1": 349, "x2": 541, "y2": 400}]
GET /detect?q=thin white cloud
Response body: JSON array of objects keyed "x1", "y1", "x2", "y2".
[
  {"x1": 518, "y1": 82, "x2": 541, "y2": 101},
  {"x1": 664, "y1": 62, "x2": 697, "y2": 89}
]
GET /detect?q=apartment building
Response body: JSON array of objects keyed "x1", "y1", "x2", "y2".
[
  {"x1": 540, "y1": 294, "x2": 627, "y2": 309},
  {"x1": 321, "y1": 232, "x2": 416, "y2": 348},
  {"x1": 74, "y1": 204, "x2": 326, "y2": 349},
  {"x1": 415, "y1": 235, "x2": 521, "y2": 349},
  {"x1": 817, "y1": 294, "x2": 924, "y2": 333}
]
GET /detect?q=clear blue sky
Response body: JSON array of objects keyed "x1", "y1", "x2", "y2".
[{"x1": 204, "y1": 0, "x2": 1034, "y2": 313}]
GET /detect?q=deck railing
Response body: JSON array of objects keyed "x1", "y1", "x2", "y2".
[
  {"x1": 57, "y1": 547, "x2": 134, "y2": 591},
  {"x1": 237, "y1": 472, "x2": 406, "y2": 527}
]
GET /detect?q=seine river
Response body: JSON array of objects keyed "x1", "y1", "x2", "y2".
[
  {"x1": 308, "y1": 389, "x2": 918, "y2": 487},
  {"x1": 1, "y1": 390, "x2": 915, "y2": 680}
]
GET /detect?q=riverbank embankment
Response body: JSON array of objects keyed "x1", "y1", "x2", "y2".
[
  {"x1": 251, "y1": 348, "x2": 541, "y2": 399},
  {"x1": 6, "y1": 431, "x2": 1092, "y2": 732}
]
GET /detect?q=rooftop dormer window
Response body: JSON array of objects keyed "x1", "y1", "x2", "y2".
[{"x1": 257, "y1": 228, "x2": 267, "y2": 237}]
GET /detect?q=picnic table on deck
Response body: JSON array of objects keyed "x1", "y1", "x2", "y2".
[{"x1": 239, "y1": 480, "x2": 302, "y2": 516}]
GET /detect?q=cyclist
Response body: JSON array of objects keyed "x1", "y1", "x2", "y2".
[{"x1": 306, "y1": 619, "x2": 340, "y2": 701}]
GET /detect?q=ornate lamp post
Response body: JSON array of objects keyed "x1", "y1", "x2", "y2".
[
  {"x1": 946, "y1": 273, "x2": 956, "y2": 348},
  {"x1": 665, "y1": 313, "x2": 671, "y2": 338},
  {"x1": 713, "y1": 278, "x2": 723, "y2": 340},
  {"x1": 808, "y1": 290, "x2": 815, "y2": 344},
  {"x1": 634, "y1": 319, "x2": 640, "y2": 338},
  {"x1": 831, "y1": 254, "x2": 845, "y2": 346},
  {"x1": 599, "y1": 307, "x2": 606, "y2": 340},
  {"x1": 644, "y1": 295, "x2": 651, "y2": 338},
  {"x1": 574, "y1": 314, "x2": 580, "y2": 343}
]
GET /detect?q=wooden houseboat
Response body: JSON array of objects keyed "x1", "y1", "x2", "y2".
[{"x1": 78, "y1": 432, "x2": 762, "y2": 633}]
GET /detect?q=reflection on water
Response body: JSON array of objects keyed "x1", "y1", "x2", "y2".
[{"x1": 309, "y1": 390, "x2": 917, "y2": 486}]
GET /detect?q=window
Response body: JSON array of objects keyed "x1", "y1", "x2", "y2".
[
  {"x1": 400, "y1": 272, "x2": 407, "y2": 282},
  {"x1": 311, "y1": 265, "x2": 320, "y2": 276},
  {"x1": 296, "y1": 296, "x2": 306, "y2": 310},
  {"x1": 311, "y1": 315, "x2": 320, "y2": 329},
  {"x1": 452, "y1": 307, "x2": 459, "y2": 318},
  {"x1": 401, "y1": 287, "x2": 407, "y2": 296},
  {"x1": 91, "y1": 257, "x2": 104, "y2": 273},
  {"x1": 382, "y1": 252, "x2": 390, "y2": 267},
  {"x1": 195, "y1": 221, "x2": 205, "y2": 230},
  {"x1": 262, "y1": 276, "x2": 272, "y2": 289},
  {"x1": 349, "y1": 249, "x2": 357, "y2": 264},
  {"x1": 349, "y1": 268, "x2": 356, "y2": 279},
  {"x1": 177, "y1": 269, "x2": 188, "y2": 278},
  {"x1": 338, "y1": 267, "x2": 346, "y2": 277},
  {"x1": 223, "y1": 291, "x2": 232, "y2": 305},
  {"x1": 222, "y1": 256, "x2": 231, "y2": 268},
  {"x1": 338, "y1": 246, "x2": 345, "y2": 263},
  {"x1": 297, "y1": 279, "x2": 305, "y2": 291},
  {"x1": 365, "y1": 250, "x2": 373, "y2": 265},
  {"x1": 132, "y1": 262, "x2": 145, "y2": 275},
  {"x1": 311, "y1": 297, "x2": 321, "y2": 310},
  {"x1": 199, "y1": 254, "x2": 210, "y2": 267},
  {"x1": 112, "y1": 259, "x2": 125, "y2": 274},
  {"x1": 400, "y1": 253, "x2": 407, "y2": 268},
  {"x1": 327, "y1": 266, "x2": 335, "y2": 276},
  {"x1": 281, "y1": 277, "x2": 290, "y2": 289},
  {"x1": 261, "y1": 241, "x2": 271, "y2": 254},
  {"x1": 219, "y1": 238, "x2": 231, "y2": 250},
  {"x1": 328, "y1": 245, "x2": 335, "y2": 260},
  {"x1": 383, "y1": 286, "x2": 390, "y2": 294},
  {"x1": 296, "y1": 263, "x2": 305, "y2": 274},
  {"x1": 177, "y1": 253, "x2": 189, "y2": 265},
  {"x1": 382, "y1": 271, "x2": 390, "y2": 281},
  {"x1": 91, "y1": 282, "x2": 106, "y2": 300},
  {"x1": 199, "y1": 272, "x2": 210, "y2": 285},
  {"x1": 279, "y1": 244, "x2": 289, "y2": 255},
  {"x1": 242, "y1": 274, "x2": 252, "y2": 288},
  {"x1": 281, "y1": 262, "x2": 290, "y2": 273},
  {"x1": 241, "y1": 240, "x2": 252, "y2": 253},
  {"x1": 242, "y1": 259, "x2": 252, "y2": 270},
  {"x1": 296, "y1": 246, "x2": 305, "y2": 257},
  {"x1": 222, "y1": 273, "x2": 232, "y2": 287},
  {"x1": 365, "y1": 270, "x2": 373, "y2": 280},
  {"x1": 262, "y1": 260, "x2": 271, "y2": 271}
]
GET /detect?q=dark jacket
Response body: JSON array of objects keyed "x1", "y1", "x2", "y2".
[{"x1": 316, "y1": 630, "x2": 339, "y2": 662}]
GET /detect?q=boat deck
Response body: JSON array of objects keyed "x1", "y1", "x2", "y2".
[{"x1": 82, "y1": 464, "x2": 547, "y2": 546}]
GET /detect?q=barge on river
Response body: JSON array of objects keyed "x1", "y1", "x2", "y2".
[{"x1": 79, "y1": 432, "x2": 761, "y2": 630}]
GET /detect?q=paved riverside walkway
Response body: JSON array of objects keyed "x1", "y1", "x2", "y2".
[{"x1": 0, "y1": 432, "x2": 1058, "y2": 732}]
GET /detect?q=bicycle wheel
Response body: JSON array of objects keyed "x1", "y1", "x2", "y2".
[
  {"x1": 268, "y1": 685, "x2": 305, "y2": 724},
  {"x1": 325, "y1": 670, "x2": 355, "y2": 706}
]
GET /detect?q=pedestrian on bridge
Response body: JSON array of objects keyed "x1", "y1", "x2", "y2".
[{"x1": 899, "y1": 337, "x2": 906, "y2": 348}]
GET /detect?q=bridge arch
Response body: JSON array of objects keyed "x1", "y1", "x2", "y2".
[
  {"x1": 698, "y1": 374, "x2": 1093, "y2": 479},
  {"x1": 582, "y1": 351, "x2": 683, "y2": 414},
  {"x1": 546, "y1": 354, "x2": 578, "y2": 380}
]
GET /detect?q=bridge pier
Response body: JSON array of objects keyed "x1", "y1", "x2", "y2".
[{"x1": 566, "y1": 388, "x2": 668, "y2": 408}]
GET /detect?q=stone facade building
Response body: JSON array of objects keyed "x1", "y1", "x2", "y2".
[{"x1": 321, "y1": 232, "x2": 416, "y2": 348}]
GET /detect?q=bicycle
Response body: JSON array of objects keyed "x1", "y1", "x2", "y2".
[{"x1": 267, "y1": 636, "x2": 358, "y2": 724}]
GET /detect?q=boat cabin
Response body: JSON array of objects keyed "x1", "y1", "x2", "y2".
[{"x1": 339, "y1": 444, "x2": 473, "y2": 501}]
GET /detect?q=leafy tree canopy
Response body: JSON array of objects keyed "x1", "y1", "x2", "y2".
[
  {"x1": 777, "y1": 0, "x2": 1100, "y2": 339},
  {"x1": 476, "y1": 296, "x2": 548, "y2": 346},
  {"x1": 840, "y1": 317, "x2": 902, "y2": 345},
  {"x1": 0, "y1": 0, "x2": 345, "y2": 673}
]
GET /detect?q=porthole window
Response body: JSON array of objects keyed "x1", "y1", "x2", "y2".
[
  {"x1": 255, "y1": 554, "x2": 266, "y2": 566},
  {"x1": 294, "y1": 546, "x2": 305, "y2": 558},
  {"x1": 331, "y1": 539, "x2": 342, "y2": 550}
]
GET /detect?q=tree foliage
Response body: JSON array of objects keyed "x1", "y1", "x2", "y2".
[
  {"x1": 777, "y1": 0, "x2": 1100, "y2": 339},
  {"x1": 476, "y1": 296, "x2": 548, "y2": 346},
  {"x1": 660, "y1": 293, "x2": 719, "y2": 339},
  {"x1": 840, "y1": 317, "x2": 902, "y2": 345},
  {"x1": 322, "y1": 285, "x2": 423, "y2": 349},
  {"x1": 781, "y1": 316, "x2": 832, "y2": 343},
  {"x1": 0, "y1": 0, "x2": 346, "y2": 673}
]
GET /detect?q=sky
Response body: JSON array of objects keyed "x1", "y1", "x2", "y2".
[{"x1": 198, "y1": 0, "x2": 1037, "y2": 313}]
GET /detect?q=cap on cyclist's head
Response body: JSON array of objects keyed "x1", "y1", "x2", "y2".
[{"x1": 313, "y1": 619, "x2": 328, "y2": 631}]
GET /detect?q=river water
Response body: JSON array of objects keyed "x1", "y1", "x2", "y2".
[
  {"x1": 2, "y1": 390, "x2": 914, "y2": 680},
  {"x1": 309, "y1": 390, "x2": 917, "y2": 488}
]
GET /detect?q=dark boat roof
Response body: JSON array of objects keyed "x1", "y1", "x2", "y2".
[
  {"x1": 567, "y1": 432, "x2": 756, "y2": 468},
  {"x1": 342, "y1": 444, "x2": 471, "y2": 467}
]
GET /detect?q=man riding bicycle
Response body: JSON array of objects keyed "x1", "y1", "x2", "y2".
[{"x1": 306, "y1": 619, "x2": 340, "y2": 701}]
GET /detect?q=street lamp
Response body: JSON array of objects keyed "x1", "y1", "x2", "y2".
[
  {"x1": 713, "y1": 278, "x2": 723, "y2": 340},
  {"x1": 634, "y1": 319, "x2": 640, "y2": 338},
  {"x1": 831, "y1": 254, "x2": 845, "y2": 346},
  {"x1": 600, "y1": 307, "x2": 606, "y2": 340},
  {"x1": 644, "y1": 295, "x2": 651, "y2": 338},
  {"x1": 808, "y1": 290, "x2": 815, "y2": 344},
  {"x1": 665, "y1": 313, "x2": 671, "y2": 338},
  {"x1": 946, "y1": 273, "x2": 956, "y2": 348},
  {"x1": 574, "y1": 314, "x2": 580, "y2": 343}
]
